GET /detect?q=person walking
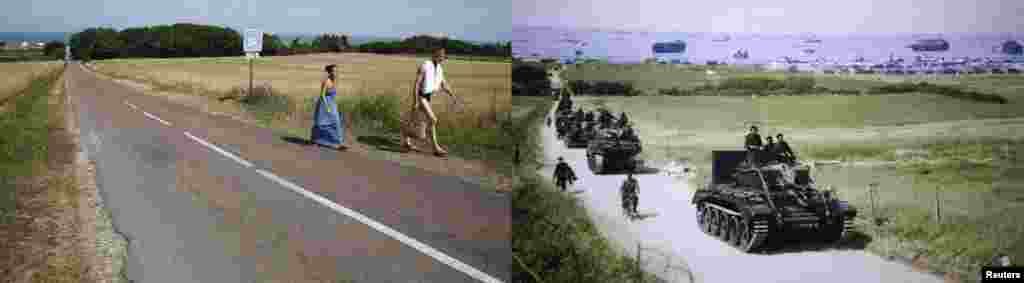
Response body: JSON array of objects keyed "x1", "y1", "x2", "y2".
[
  {"x1": 553, "y1": 157, "x2": 577, "y2": 192},
  {"x1": 400, "y1": 48, "x2": 459, "y2": 157},
  {"x1": 310, "y1": 64, "x2": 348, "y2": 151},
  {"x1": 621, "y1": 172, "x2": 639, "y2": 215}
]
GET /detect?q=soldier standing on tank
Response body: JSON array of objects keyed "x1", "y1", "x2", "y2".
[
  {"x1": 745, "y1": 126, "x2": 764, "y2": 166},
  {"x1": 621, "y1": 172, "x2": 640, "y2": 215},
  {"x1": 764, "y1": 136, "x2": 778, "y2": 163},
  {"x1": 775, "y1": 134, "x2": 797, "y2": 164},
  {"x1": 553, "y1": 157, "x2": 577, "y2": 192},
  {"x1": 618, "y1": 112, "x2": 629, "y2": 128}
]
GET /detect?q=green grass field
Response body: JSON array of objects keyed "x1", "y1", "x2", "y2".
[{"x1": 566, "y1": 63, "x2": 1024, "y2": 281}]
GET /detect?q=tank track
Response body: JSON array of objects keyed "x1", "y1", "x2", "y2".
[{"x1": 696, "y1": 202, "x2": 770, "y2": 252}]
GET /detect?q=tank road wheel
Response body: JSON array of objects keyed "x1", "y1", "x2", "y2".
[
  {"x1": 716, "y1": 211, "x2": 730, "y2": 239},
  {"x1": 588, "y1": 153, "x2": 604, "y2": 174},
  {"x1": 707, "y1": 209, "x2": 719, "y2": 236},
  {"x1": 700, "y1": 206, "x2": 713, "y2": 234},
  {"x1": 726, "y1": 216, "x2": 741, "y2": 246},
  {"x1": 696, "y1": 204, "x2": 707, "y2": 231}
]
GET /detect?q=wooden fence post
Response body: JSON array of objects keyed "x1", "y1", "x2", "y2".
[{"x1": 636, "y1": 243, "x2": 643, "y2": 283}]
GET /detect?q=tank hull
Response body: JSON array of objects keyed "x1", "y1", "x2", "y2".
[{"x1": 691, "y1": 150, "x2": 858, "y2": 252}]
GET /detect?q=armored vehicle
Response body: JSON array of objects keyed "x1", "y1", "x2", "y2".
[
  {"x1": 691, "y1": 151, "x2": 857, "y2": 252},
  {"x1": 586, "y1": 128, "x2": 643, "y2": 174},
  {"x1": 565, "y1": 121, "x2": 597, "y2": 148}
]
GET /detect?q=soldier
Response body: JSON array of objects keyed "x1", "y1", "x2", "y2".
[
  {"x1": 546, "y1": 115, "x2": 552, "y2": 127},
  {"x1": 621, "y1": 172, "x2": 640, "y2": 215},
  {"x1": 764, "y1": 136, "x2": 778, "y2": 163},
  {"x1": 553, "y1": 157, "x2": 577, "y2": 192},
  {"x1": 991, "y1": 253, "x2": 1012, "y2": 267},
  {"x1": 775, "y1": 134, "x2": 797, "y2": 164},
  {"x1": 618, "y1": 112, "x2": 630, "y2": 128},
  {"x1": 745, "y1": 126, "x2": 764, "y2": 166}
]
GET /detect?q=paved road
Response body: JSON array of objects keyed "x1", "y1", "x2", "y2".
[
  {"x1": 67, "y1": 62, "x2": 510, "y2": 283},
  {"x1": 538, "y1": 106, "x2": 946, "y2": 283}
]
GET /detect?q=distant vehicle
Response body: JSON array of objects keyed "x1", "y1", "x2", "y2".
[
  {"x1": 586, "y1": 128, "x2": 643, "y2": 174},
  {"x1": 907, "y1": 38, "x2": 950, "y2": 52},
  {"x1": 653, "y1": 40, "x2": 688, "y2": 64},
  {"x1": 692, "y1": 151, "x2": 857, "y2": 252},
  {"x1": 1001, "y1": 40, "x2": 1023, "y2": 56},
  {"x1": 712, "y1": 34, "x2": 732, "y2": 42},
  {"x1": 653, "y1": 40, "x2": 687, "y2": 54}
]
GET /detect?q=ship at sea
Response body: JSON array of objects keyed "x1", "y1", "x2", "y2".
[
  {"x1": 652, "y1": 40, "x2": 688, "y2": 64},
  {"x1": 1002, "y1": 40, "x2": 1023, "y2": 56},
  {"x1": 907, "y1": 38, "x2": 950, "y2": 52}
]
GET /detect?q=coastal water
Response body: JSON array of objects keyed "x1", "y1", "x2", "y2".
[{"x1": 512, "y1": 26, "x2": 1024, "y2": 64}]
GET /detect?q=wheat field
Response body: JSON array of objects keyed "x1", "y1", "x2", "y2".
[
  {"x1": 95, "y1": 53, "x2": 511, "y2": 128},
  {"x1": 0, "y1": 62, "x2": 64, "y2": 100}
]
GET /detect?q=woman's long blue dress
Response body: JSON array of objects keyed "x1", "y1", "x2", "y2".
[{"x1": 311, "y1": 87, "x2": 345, "y2": 147}]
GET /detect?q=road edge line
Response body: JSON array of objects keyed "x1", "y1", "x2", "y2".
[
  {"x1": 183, "y1": 132, "x2": 254, "y2": 168},
  {"x1": 141, "y1": 111, "x2": 171, "y2": 126},
  {"x1": 253, "y1": 169, "x2": 504, "y2": 283}
]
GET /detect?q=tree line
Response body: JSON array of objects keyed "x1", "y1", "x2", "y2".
[{"x1": 67, "y1": 23, "x2": 510, "y2": 61}]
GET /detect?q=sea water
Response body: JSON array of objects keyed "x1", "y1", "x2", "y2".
[{"x1": 512, "y1": 26, "x2": 1024, "y2": 64}]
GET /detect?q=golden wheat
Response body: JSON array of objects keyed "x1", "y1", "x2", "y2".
[{"x1": 97, "y1": 54, "x2": 511, "y2": 128}]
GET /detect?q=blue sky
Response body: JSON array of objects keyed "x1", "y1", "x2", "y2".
[
  {"x1": 3, "y1": 0, "x2": 511, "y2": 42},
  {"x1": 514, "y1": 0, "x2": 1024, "y2": 34}
]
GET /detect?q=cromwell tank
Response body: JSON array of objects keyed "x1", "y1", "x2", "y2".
[
  {"x1": 586, "y1": 128, "x2": 643, "y2": 174},
  {"x1": 554, "y1": 109, "x2": 575, "y2": 138},
  {"x1": 565, "y1": 121, "x2": 597, "y2": 148},
  {"x1": 691, "y1": 151, "x2": 857, "y2": 252}
]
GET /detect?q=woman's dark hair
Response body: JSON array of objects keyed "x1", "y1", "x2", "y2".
[{"x1": 325, "y1": 64, "x2": 336, "y2": 73}]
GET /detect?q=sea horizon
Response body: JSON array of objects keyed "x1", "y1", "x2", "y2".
[{"x1": 512, "y1": 25, "x2": 1024, "y2": 64}]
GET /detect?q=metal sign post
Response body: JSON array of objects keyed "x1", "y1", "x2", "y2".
[{"x1": 244, "y1": 29, "x2": 263, "y2": 97}]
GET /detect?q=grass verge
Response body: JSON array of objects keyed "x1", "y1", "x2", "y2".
[
  {"x1": 510, "y1": 96, "x2": 661, "y2": 282},
  {"x1": 0, "y1": 66, "x2": 94, "y2": 282}
]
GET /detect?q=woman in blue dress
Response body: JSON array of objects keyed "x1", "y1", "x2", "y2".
[{"x1": 311, "y1": 64, "x2": 348, "y2": 150}]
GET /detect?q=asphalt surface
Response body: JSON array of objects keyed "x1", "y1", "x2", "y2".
[
  {"x1": 538, "y1": 106, "x2": 947, "y2": 283},
  {"x1": 67, "y1": 62, "x2": 510, "y2": 283}
]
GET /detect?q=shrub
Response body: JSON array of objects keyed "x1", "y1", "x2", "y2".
[
  {"x1": 334, "y1": 94, "x2": 403, "y2": 132},
  {"x1": 784, "y1": 76, "x2": 816, "y2": 94},
  {"x1": 569, "y1": 80, "x2": 637, "y2": 96},
  {"x1": 718, "y1": 76, "x2": 786, "y2": 92}
]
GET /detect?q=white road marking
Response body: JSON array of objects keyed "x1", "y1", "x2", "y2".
[
  {"x1": 142, "y1": 111, "x2": 171, "y2": 126},
  {"x1": 126, "y1": 102, "x2": 138, "y2": 110},
  {"x1": 253, "y1": 169, "x2": 504, "y2": 283},
  {"x1": 183, "y1": 132, "x2": 253, "y2": 168}
]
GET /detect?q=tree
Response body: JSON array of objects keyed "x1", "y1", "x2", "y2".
[
  {"x1": 69, "y1": 28, "x2": 99, "y2": 61},
  {"x1": 43, "y1": 41, "x2": 66, "y2": 59},
  {"x1": 261, "y1": 33, "x2": 286, "y2": 56}
]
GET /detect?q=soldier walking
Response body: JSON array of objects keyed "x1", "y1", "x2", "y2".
[
  {"x1": 621, "y1": 172, "x2": 640, "y2": 215},
  {"x1": 553, "y1": 157, "x2": 577, "y2": 192}
]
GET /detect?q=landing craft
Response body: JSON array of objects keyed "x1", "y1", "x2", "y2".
[
  {"x1": 1001, "y1": 40, "x2": 1023, "y2": 56},
  {"x1": 907, "y1": 38, "x2": 950, "y2": 52},
  {"x1": 653, "y1": 40, "x2": 688, "y2": 64}
]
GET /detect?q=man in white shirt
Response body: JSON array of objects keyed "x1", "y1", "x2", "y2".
[{"x1": 401, "y1": 48, "x2": 458, "y2": 157}]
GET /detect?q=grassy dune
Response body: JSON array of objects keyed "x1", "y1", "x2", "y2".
[{"x1": 567, "y1": 63, "x2": 1024, "y2": 281}]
